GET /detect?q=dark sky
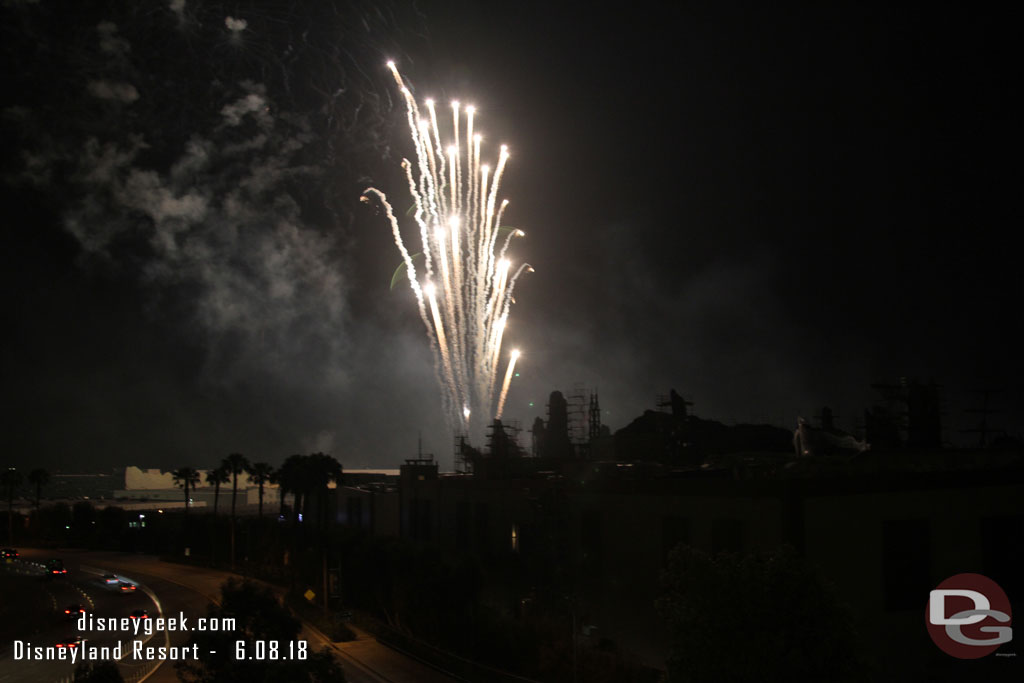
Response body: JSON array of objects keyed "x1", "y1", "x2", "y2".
[{"x1": 2, "y1": 1, "x2": 1021, "y2": 472}]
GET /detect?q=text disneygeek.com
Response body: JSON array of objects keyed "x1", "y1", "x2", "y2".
[{"x1": 11, "y1": 611, "x2": 240, "y2": 664}]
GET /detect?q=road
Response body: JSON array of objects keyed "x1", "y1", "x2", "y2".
[
  {"x1": 0, "y1": 553, "x2": 162, "y2": 683},
  {"x1": 1, "y1": 549, "x2": 458, "y2": 683}
]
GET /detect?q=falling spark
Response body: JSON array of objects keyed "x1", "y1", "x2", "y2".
[
  {"x1": 495, "y1": 349, "x2": 520, "y2": 420},
  {"x1": 363, "y1": 64, "x2": 532, "y2": 439}
]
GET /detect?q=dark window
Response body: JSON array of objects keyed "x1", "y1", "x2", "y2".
[
  {"x1": 882, "y1": 519, "x2": 930, "y2": 610},
  {"x1": 662, "y1": 516, "x2": 690, "y2": 563},
  {"x1": 712, "y1": 518, "x2": 744, "y2": 554}
]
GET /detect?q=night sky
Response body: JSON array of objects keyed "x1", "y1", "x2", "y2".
[{"x1": 2, "y1": 1, "x2": 1021, "y2": 472}]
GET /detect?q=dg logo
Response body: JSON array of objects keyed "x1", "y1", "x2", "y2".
[{"x1": 926, "y1": 573, "x2": 1013, "y2": 659}]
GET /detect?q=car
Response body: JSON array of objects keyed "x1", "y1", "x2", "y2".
[
  {"x1": 63, "y1": 604, "x2": 86, "y2": 619},
  {"x1": 46, "y1": 559, "x2": 67, "y2": 576},
  {"x1": 118, "y1": 581, "x2": 137, "y2": 592},
  {"x1": 101, "y1": 573, "x2": 120, "y2": 585},
  {"x1": 129, "y1": 609, "x2": 150, "y2": 619},
  {"x1": 1, "y1": 548, "x2": 18, "y2": 560},
  {"x1": 55, "y1": 635, "x2": 83, "y2": 649}
]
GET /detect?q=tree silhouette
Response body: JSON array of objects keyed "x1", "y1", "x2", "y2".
[
  {"x1": 206, "y1": 466, "x2": 229, "y2": 515},
  {"x1": 172, "y1": 467, "x2": 201, "y2": 514},
  {"x1": 176, "y1": 578, "x2": 345, "y2": 682},
  {"x1": 305, "y1": 453, "x2": 342, "y2": 613},
  {"x1": 269, "y1": 465, "x2": 285, "y2": 518},
  {"x1": 276, "y1": 455, "x2": 306, "y2": 524},
  {"x1": 223, "y1": 453, "x2": 250, "y2": 569},
  {"x1": 305, "y1": 453, "x2": 343, "y2": 531},
  {"x1": 246, "y1": 462, "x2": 274, "y2": 518},
  {"x1": 2, "y1": 468, "x2": 23, "y2": 545},
  {"x1": 27, "y1": 468, "x2": 49, "y2": 511},
  {"x1": 271, "y1": 453, "x2": 341, "y2": 599}
]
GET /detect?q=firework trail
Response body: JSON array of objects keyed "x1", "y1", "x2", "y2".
[
  {"x1": 495, "y1": 349, "x2": 520, "y2": 420},
  {"x1": 362, "y1": 63, "x2": 532, "y2": 439}
]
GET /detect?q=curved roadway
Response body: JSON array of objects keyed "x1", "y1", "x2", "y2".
[{"x1": 1, "y1": 549, "x2": 457, "y2": 683}]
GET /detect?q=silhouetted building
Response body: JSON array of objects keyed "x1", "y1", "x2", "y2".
[
  {"x1": 865, "y1": 405, "x2": 902, "y2": 449},
  {"x1": 396, "y1": 445, "x2": 1024, "y2": 676},
  {"x1": 588, "y1": 392, "x2": 602, "y2": 442},
  {"x1": 539, "y1": 390, "x2": 574, "y2": 459},
  {"x1": 371, "y1": 386, "x2": 1024, "y2": 678},
  {"x1": 615, "y1": 390, "x2": 792, "y2": 465},
  {"x1": 867, "y1": 378, "x2": 944, "y2": 450},
  {"x1": 399, "y1": 455, "x2": 438, "y2": 541},
  {"x1": 531, "y1": 416, "x2": 545, "y2": 457},
  {"x1": 487, "y1": 419, "x2": 519, "y2": 458}
]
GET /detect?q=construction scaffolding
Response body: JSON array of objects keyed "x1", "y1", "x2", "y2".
[
  {"x1": 486, "y1": 419, "x2": 523, "y2": 458},
  {"x1": 454, "y1": 433, "x2": 471, "y2": 474},
  {"x1": 566, "y1": 382, "x2": 588, "y2": 446},
  {"x1": 588, "y1": 391, "x2": 602, "y2": 442}
]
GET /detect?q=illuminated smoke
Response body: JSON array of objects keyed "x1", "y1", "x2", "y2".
[
  {"x1": 225, "y1": 16, "x2": 248, "y2": 33},
  {"x1": 363, "y1": 63, "x2": 531, "y2": 439}
]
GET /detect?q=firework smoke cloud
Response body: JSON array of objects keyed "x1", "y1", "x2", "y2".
[{"x1": 1, "y1": 0, "x2": 440, "y2": 465}]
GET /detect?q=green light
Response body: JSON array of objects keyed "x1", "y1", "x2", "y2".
[
  {"x1": 528, "y1": 402, "x2": 534, "y2": 407},
  {"x1": 514, "y1": 372, "x2": 520, "y2": 377}
]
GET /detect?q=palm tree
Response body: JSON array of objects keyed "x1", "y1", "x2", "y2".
[
  {"x1": 223, "y1": 453, "x2": 249, "y2": 520},
  {"x1": 306, "y1": 452, "x2": 343, "y2": 531},
  {"x1": 270, "y1": 466, "x2": 285, "y2": 518},
  {"x1": 304, "y1": 453, "x2": 342, "y2": 614},
  {"x1": 277, "y1": 455, "x2": 306, "y2": 524},
  {"x1": 222, "y1": 453, "x2": 249, "y2": 569},
  {"x1": 27, "y1": 468, "x2": 49, "y2": 511},
  {"x1": 2, "y1": 468, "x2": 23, "y2": 545},
  {"x1": 246, "y1": 462, "x2": 274, "y2": 518},
  {"x1": 172, "y1": 467, "x2": 201, "y2": 514},
  {"x1": 206, "y1": 466, "x2": 230, "y2": 515}
]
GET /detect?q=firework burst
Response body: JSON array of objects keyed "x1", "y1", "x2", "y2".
[{"x1": 362, "y1": 63, "x2": 532, "y2": 439}]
